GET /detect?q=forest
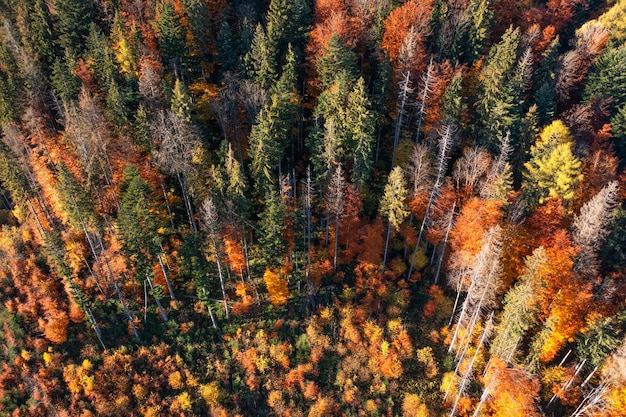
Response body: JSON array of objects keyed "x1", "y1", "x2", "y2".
[{"x1": 0, "y1": 0, "x2": 625, "y2": 416}]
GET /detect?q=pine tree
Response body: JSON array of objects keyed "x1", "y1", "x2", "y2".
[
  {"x1": 346, "y1": 78, "x2": 375, "y2": 189},
  {"x1": 117, "y1": 165, "x2": 161, "y2": 283},
  {"x1": 458, "y1": 0, "x2": 494, "y2": 63},
  {"x1": 56, "y1": 162, "x2": 98, "y2": 231},
  {"x1": 491, "y1": 247, "x2": 547, "y2": 362},
  {"x1": 475, "y1": 26, "x2": 522, "y2": 152},
  {"x1": 259, "y1": 190, "x2": 288, "y2": 269},
  {"x1": 523, "y1": 120, "x2": 583, "y2": 205},
  {"x1": 54, "y1": 0, "x2": 96, "y2": 54},
  {"x1": 249, "y1": 106, "x2": 285, "y2": 197},
  {"x1": 155, "y1": 1, "x2": 188, "y2": 72},
  {"x1": 245, "y1": 24, "x2": 277, "y2": 90},
  {"x1": 316, "y1": 34, "x2": 359, "y2": 90},
  {"x1": 50, "y1": 50, "x2": 81, "y2": 104}
]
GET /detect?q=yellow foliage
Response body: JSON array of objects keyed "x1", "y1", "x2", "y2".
[
  {"x1": 581, "y1": 0, "x2": 626, "y2": 43},
  {"x1": 263, "y1": 267, "x2": 290, "y2": 308},
  {"x1": 201, "y1": 382, "x2": 220, "y2": 406},
  {"x1": 177, "y1": 392, "x2": 193, "y2": 412},
  {"x1": 82, "y1": 359, "x2": 93, "y2": 370},
  {"x1": 20, "y1": 350, "x2": 31, "y2": 361},
  {"x1": 524, "y1": 120, "x2": 583, "y2": 204},
  {"x1": 43, "y1": 351, "x2": 52, "y2": 366},
  {"x1": 169, "y1": 370, "x2": 184, "y2": 389},
  {"x1": 114, "y1": 38, "x2": 138, "y2": 76},
  {"x1": 402, "y1": 393, "x2": 430, "y2": 417}
]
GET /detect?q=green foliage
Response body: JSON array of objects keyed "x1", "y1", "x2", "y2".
[
  {"x1": 117, "y1": 165, "x2": 161, "y2": 280},
  {"x1": 245, "y1": 24, "x2": 277, "y2": 90},
  {"x1": 316, "y1": 34, "x2": 359, "y2": 90},
  {"x1": 54, "y1": 0, "x2": 96, "y2": 53},
  {"x1": 475, "y1": 26, "x2": 522, "y2": 152},
  {"x1": 56, "y1": 162, "x2": 98, "y2": 231},
  {"x1": 584, "y1": 43, "x2": 626, "y2": 114},
  {"x1": 258, "y1": 191, "x2": 287, "y2": 268},
  {"x1": 576, "y1": 311, "x2": 626, "y2": 368},
  {"x1": 51, "y1": 50, "x2": 81, "y2": 104},
  {"x1": 155, "y1": 2, "x2": 188, "y2": 69}
]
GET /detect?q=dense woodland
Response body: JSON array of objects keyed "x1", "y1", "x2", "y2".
[{"x1": 0, "y1": 0, "x2": 625, "y2": 416}]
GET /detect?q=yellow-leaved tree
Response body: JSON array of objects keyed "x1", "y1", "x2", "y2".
[{"x1": 523, "y1": 120, "x2": 583, "y2": 205}]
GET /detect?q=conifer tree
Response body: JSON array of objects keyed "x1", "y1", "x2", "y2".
[
  {"x1": 245, "y1": 24, "x2": 277, "y2": 90},
  {"x1": 316, "y1": 34, "x2": 359, "y2": 90},
  {"x1": 259, "y1": 190, "x2": 288, "y2": 269},
  {"x1": 491, "y1": 247, "x2": 547, "y2": 362},
  {"x1": 155, "y1": 2, "x2": 187, "y2": 72},
  {"x1": 347, "y1": 77, "x2": 375, "y2": 189},
  {"x1": 475, "y1": 26, "x2": 521, "y2": 152},
  {"x1": 54, "y1": 0, "x2": 96, "y2": 54},
  {"x1": 117, "y1": 165, "x2": 161, "y2": 283},
  {"x1": 56, "y1": 162, "x2": 98, "y2": 232}
]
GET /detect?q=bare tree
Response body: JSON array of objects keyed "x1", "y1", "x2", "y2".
[
  {"x1": 572, "y1": 181, "x2": 619, "y2": 278},
  {"x1": 152, "y1": 109, "x2": 201, "y2": 231},
  {"x1": 201, "y1": 197, "x2": 229, "y2": 320},
  {"x1": 391, "y1": 71, "x2": 413, "y2": 168},
  {"x1": 327, "y1": 165, "x2": 347, "y2": 271},
  {"x1": 407, "y1": 124, "x2": 454, "y2": 279}
]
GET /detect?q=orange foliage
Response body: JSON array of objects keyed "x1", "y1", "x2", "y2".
[
  {"x1": 263, "y1": 267, "x2": 290, "y2": 308},
  {"x1": 381, "y1": 0, "x2": 434, "y2": 74},
  {"x1": 524, "y1": 197, "x2": 568, "y2": 248},
  {"x1": 449, "y1": 197, "x2": 503, "y2": 268},
  {"x1": 483, "y1": 357, "x2": 541, "y2": 417},
  {"x1": 223, "y1": 234, "x2": 246, "y2": 275}
]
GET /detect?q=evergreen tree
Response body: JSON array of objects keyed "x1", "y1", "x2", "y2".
[
  {"x1": 533, "y1": 37, "x2": 560, "y2": 126},
  {"x1": 249, "y1": 105, "x2": 286, "y2": 197},
  {"x1": 245, "y1": 24, "x2": 277, "y2": 90},
  {"x1": 117, "y1": 165, "x2": 161, "y2": 282},
  {"x1": 347, "y1": 77, "x2": 375, "y2": 189},
  {"x1": 54, "y1": 0, "x2": 96, "y2": 54},
  {"x1": 584, "y1": 43, "x2": 626, "y2": 114},
  {"x1": 16, "y1": 0, "x2": 55, "y2": 74},
  {"x1": 316, "y1": 34, "x2": 359, "y2": 90},
  {"x1": 56, "y1": 162, "x2": 98, "y2": 231},
  {"x1": 491, "y1": 247, "x2": 546, "y2": 362},
  {"x1": 216, "y1": 21, "x2": 238, "y2": 76},
  {"x1": 259, "y1": 190, "x2": 288, "y2": 269},
  {"x1": 155, "y1": 2, "x2": 188, "y2": 72},
  {"x1": 454, "y1": 0, "x2": 494, "y2": 63},
  {"x1": 50, "y1": 49, "x2": 81, "y2": 104},
  {"x1": 475, "y1": 26, "x2": 521, "y2": 153}
]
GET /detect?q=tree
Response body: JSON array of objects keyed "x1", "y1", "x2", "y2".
[
  {"x1": 475, "y1": 26, "x2": 522, "y2": 152},
  {"x1": 380, "y1": 166, "x2": 408, "y2": 272},
  {"x1": 245, "y1": 24, "x2": 277, "y2": 90},
  {"x1": 56, "y1": 162, "x2": 98, "y2": 232},
  {"x1": 316, "y1": 33, "x2": 359, "y2": 90},
  {"x1": 327, "y1": 165, "x2": 347, "y2": 271},
  {"x1": 346, "y1": 78, "x2": 375, "y2": 188},
  {"x1": 523, "y1": 120, "x2": 583, "y2": 205},
  {"x1": 490, "y1": 247, "x2": 547, "y2": 362},
  {"x1": 117, "y1": 165, "x2": 161, "y2": 283},
  {"x1": 171, "y1": 78, "x2": 192, "y2": 122},
  {"x1": 462, "y1": 0, "x2": 494, "y2": 63},
  {"x1": 201, "y1": 198, "x2": 229, "y2": 320},
  {"x1": 571, "y1": 181, "x2": 619, "y2": 279},
  {"x1": 259, "y1": 191, "x2": 288, "y2": 269},
  {"x1": 54, "y1": 0, "x2": 96, "y2": 53},
  {"x1": 154, "y1": 1, "x2": 188, "y2": 72}
]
